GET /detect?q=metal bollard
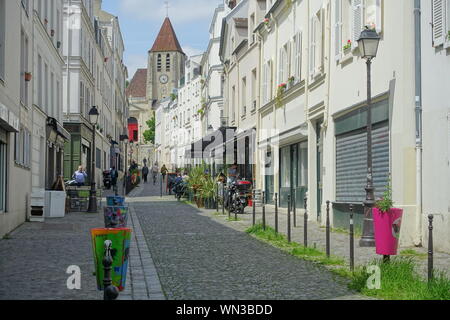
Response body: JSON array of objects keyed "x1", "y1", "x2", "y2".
[
  {"x1": 287, "y1": 194, "x2": 291, "y2": 243},
  {"x1": 262, "y1": 191, "x2": 266, "y2": 230},
  {"x1": 216, "y1": 183, "x2": 219, "y2": 213},
  {"x1": 222, "y1": 183, "x2": 225, "y2": 215},
  {"x1": 275, "y1": 193, "x2": 279, "y2": 234},
  {"x1": 428, "y1": 214, "x2": 434, "y2": 283},
  {"x1": 304, "y1": 197, "x2": 308, "y2": 247},
  {"x1": 293, "y1": 192, "x2": 297, "y2": 228},
  {"x1": 349, "y1": 204, "x2": 355, "y2": 272},
  {"x1": 252, "y1": 190, "x2": 256, "y2": 226},
  {"x1": 160, "y1": 174, "x2": 162, "y2": 198},
  {"x1": 103, "y1": 240, "x2": 119, "y2": 300},
  {"x1": 326, "y1": 200, "x2": 331, "y2": 258}
]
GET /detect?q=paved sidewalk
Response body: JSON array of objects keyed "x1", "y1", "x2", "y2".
[
  {"x1": 0, "y1": 183, "x2": 164, "y2": 300},
  {"x1": 191, "y1": 202, "x2": 449, "y2": 278}
]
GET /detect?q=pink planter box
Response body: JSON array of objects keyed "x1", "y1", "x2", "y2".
[{"x1": 373, "y1": 208, "x2": 403, "y2": 256}]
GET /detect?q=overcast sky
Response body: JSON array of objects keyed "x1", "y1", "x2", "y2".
[{"x1": 102, "y1": 0, "x2": 223, "y2": 79}]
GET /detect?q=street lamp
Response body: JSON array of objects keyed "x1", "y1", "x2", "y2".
[
  {"x1": 88, "y1": 106, "x2": 100, "y2": 213},
  {"x1": 120, "y1": 134, "x2": 129, "y2": 196},
  {"x1": 358, "y1": 27, "x2": 381, "y2": 247}
]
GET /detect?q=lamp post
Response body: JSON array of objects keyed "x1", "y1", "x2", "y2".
[
  {"x1": 88, "y1": 106, "x2": 100, "y2": 213},
  {"x1": 120, "y1": 134, "x2": 129, "y2": 196},
  {"x1": 357, "y1": 27, "x2": 381, "y2": 247}
]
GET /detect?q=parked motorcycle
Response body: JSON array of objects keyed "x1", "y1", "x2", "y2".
[
  {"x1": 226, "y1": 178, "x2": 252, "y2": 215},
  {"x1": 172, "y1": 179, "x2": 187, "y2": 201}
]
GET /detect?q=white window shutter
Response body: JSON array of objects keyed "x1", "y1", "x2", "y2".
[
  {"x1": 351, "y1": 0, "x2": 363, "y2": 48},
  {"x1": 432, "y1": 0, "x2": 445, "y2": 47},
  {"x1": 298, "y1": 32, "x2": 303, "y2": 80},
  {"x1": 310, "y1": 17, "x2": 316, "y2": 76},
  {"x1": 335, "y1": 0, "x2": 342, "y2": 60},
  {"x1": 375, "y1": 0, "x2": 382, "y2": 33},
  {"x1": 319, "y1": 9, "x2": 325, "y2": 71}
]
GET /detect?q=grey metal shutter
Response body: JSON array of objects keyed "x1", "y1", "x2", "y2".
[{"x1": 336, "y1": 123, "x2": 389, "y2": 203}]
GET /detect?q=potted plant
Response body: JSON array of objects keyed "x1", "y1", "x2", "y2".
[
  {"x1": 24, "y1": 72, "x2": 32, "y2": 82},
  {"x1": 343, "y1": 40, "x2": 352, "y2": 53},
  {"x1": 263, "y1": 18, "x2": 270, "y2": 27},
  {"x1": 447, "y1": 30, "x2": 450, "y2": 41},
  {"x1": 201, "y1": 177, "x2": 216, "y2": 209},
  {"x1": 373, "y1": 179, "x2": 403, "y2": 256},
  {"x1": 275, "y1": 83, "x2": 287, "y2": 108},
  {"x1": 50, "y1": 29, "x2": 55, "y2": 37},
  {"x1": 57, "y1": 41, "x2": 61, "y2": 49},
  {"x1": 288, "y1": 76, "x2": 295, "y2": 88}
]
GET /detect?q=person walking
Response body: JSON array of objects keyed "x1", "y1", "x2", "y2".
[
  {"x1": 142, "y1": 165, "x2": 149, "y2": 184},
  {"x1": 160, "y1": 164, "x2": 168, "y2": 183},
  {"x1": 152, "y1": 163, "x2": 159, "y2": 185},
  {"x1": 72, "y1": 166, "x2": 87, "y2": 187},
  {"x1": 110, "y1": 166, "x2": 118, "y2": 194}
]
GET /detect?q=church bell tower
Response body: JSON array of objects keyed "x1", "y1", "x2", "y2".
[{"x1": 146, "y1": 17, "x2": 185, "y2": 103}]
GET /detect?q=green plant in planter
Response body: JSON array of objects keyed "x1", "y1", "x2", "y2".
[
  {"x1": 375, "y1": 179, "x2": 394, "y2": 213},
  {"x1": 200, "y1": 176, "x2": 216, "y2": 208},
  {"x1": 275, "y1": 83, "x2": 287, "y2": 108},
  {"x1": 343, "y1": 39, "x2": 352, "y2": 51},
  {"x1": 447, "y1": 30, "x2": 450, "y2": 41}
]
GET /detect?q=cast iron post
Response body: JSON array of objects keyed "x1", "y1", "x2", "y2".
[
  {"x1": 360, "y1": 58, "x2": 376, "y2": 247},
  {"x1": 293, "y1": 191, "x2": 297, "y2": 228},
  {"x1": 350, "y1": 204, "x2": 355, "y2": 272},
  {"x1": 88, "y1": 125, "x2": 98, "y2": 213},
  {"x1": 262, "y1": 191, "x2": 266, "y2": 230},
  {"x1": 275, "y1": 193, "x2": 278, "y2": 233},
  {"x1": 252, "y1": 189, "x2": 256, "y2": 226},
  {"x1": 287, "y1": 194, "x2": 291, "y2": 243},
  {"x1": 326, "y1": 200, "x2": 331, "y2": 258},
  {"x1": 304, "y1": 196, "x2": 308, "y2": 247},
  {"x1": 428, "y1": 214, "x2": 434, "y2": 283},
  {"x1": 103, "y1": 240, "x2": 119, "y2": 300}
]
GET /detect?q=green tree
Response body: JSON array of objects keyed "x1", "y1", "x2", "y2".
[{"x1": 143, "y1": 117, "x2": 156, "y2": 144}]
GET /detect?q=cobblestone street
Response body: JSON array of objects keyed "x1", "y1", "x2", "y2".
[{"x1": 130, "y1": 181, "x2": 360, "y2": 300}]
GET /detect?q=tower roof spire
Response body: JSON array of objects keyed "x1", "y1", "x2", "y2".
[{"x1": 149, "y1": 17, "x2": 184, "y2": 54}]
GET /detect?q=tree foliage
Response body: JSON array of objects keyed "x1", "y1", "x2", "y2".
[{"x1": 143, "y1": 117, "x2": 156, "y2": 144}]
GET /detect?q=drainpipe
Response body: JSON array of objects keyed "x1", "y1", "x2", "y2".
[{"x1": 414, "y1": 0, "x2": 423, "y2": 247}]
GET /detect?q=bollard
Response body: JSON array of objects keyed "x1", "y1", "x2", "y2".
[
  {"x1": 222, "y1": 183, "x2": 225, "y2": 215},
  {"x1": 326, "y1": 200, "x2": 331, "y2": 258},
  {"x1": 293, "y1": 192, "x2": 297, "y2": 228},
  {"x1": 103, "y1": 240, "x2": 119, "y2": 300},
  {"x1": 275, "y1": 193, "x2": 279, "y2": 234},
  {"x1": 304, "y1": 197, "x2": 308, "y2": 247},
  {"x1": 428, "y1": 214, "x2": 434, "y2": 283},
  {"x1": 160, "y1": 174, "x2": 162, "y2": 198},
  {"x1": 227, "y1": 186, "x2": 231, "y2": 220},
  {"x1": 262, "y1": 191, "x2": 266, "y2": 230},
  {"x1": 252, "y1": 190, "x2": 256, "y2": 226},
  {"x1": 287, "y1": 194, "x2": 291, "y2": 243},
  {"x1": 349, "y1": 204, "x2": 355, "y2": 272},
  {"x1": 216, "y1": 183, "x2": 219, "y2": 213}
]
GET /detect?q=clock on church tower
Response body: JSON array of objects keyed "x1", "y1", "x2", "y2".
[{"x1": 146, "y1": 17, "x2": 186, "y2": 102}]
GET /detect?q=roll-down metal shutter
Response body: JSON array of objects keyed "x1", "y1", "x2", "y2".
[{"x1": 336, "y1": 122, "x2": 389, "y2": 203}]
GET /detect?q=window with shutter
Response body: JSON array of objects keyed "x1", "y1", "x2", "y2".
[
  {"x1": 0, "y1": 0, "x2": 4, "y2": 80},
  {"x1": 364, "y1": 0, "x2": 382, "y2": 33},
  {"x1": 296, "y1": 32, "x2": 303, "y2": 81},
  {"x1": 310, "y1": 17, "x2": 316, "y2": 77},
  {"x1": 335, "y1": 0, "x2": 343, "y2": 60},
  {"x1": 447, "y1": 0, "x2": 450, "y2": 41},
  {"x1": 351, "y1": 0, "x2": 363, "y2": 49},
  {"x1": 433, "y1": 0, "x2": 445, "y2": 47}
]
